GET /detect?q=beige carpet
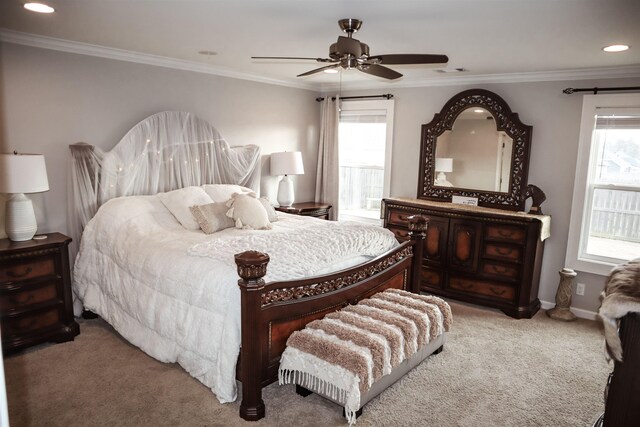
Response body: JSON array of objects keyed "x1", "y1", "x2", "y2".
[{"x1": 4, "y1": 302, "x2": 610, "y2": 427}]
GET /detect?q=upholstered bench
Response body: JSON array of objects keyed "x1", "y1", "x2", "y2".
[{"x1": 279, "y1": 289, "x2": 452, "y2": 424}]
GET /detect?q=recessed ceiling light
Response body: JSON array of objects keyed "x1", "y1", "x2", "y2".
[
  {"x1": 198, "y1": 50, "x2": 217, "y2": 56},
  {"x1": 323, "y1": 68, "x2": 339, "y2": 74},
  {"x1": 603, "y1": 44, "x2": 629, "y2": 53},
  {"x1": 23, "y1": 2, "x2": 55, "y2": 13}
]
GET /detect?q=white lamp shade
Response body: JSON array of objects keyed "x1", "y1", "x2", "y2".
[
  {"x1": 270, "y1": 151, "x2": 304, "y2": 176},
  {"x1": 0, "y1": 153, "x2": 50, "y2": 194},
  {"x1": 435, "y1": 158, "x2": 453, "y2": 173}
]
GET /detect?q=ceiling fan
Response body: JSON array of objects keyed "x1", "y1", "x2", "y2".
[{"x1": 252, "y1": 18, "x2": 449, "y2": 80}]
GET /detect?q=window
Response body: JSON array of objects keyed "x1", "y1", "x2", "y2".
[
  {"x1": 338, "y1": 99, "x2": 394, "y2": 224},
  {"x1": 566, "y1": 94, "x2": 640, "y2": 275}
]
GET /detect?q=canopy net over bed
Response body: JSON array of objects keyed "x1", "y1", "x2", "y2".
[{"x1": 69, "y1": 111, "x2": 261, "y2": 256}]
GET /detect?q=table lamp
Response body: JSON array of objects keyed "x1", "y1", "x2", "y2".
[
  {"x1": 270, "y1": 151, "x2": 304, "y2": 207},
  {"x1": 0, "y1": 153, "x2": 50, "y2": 241},
  {"x1": 435, "y1": 157, "x2": 453, "y2": 187}
]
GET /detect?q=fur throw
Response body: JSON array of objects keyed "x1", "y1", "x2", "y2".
[{"x1": 597, "y1": 258, "x2": 640, "y2": 362}]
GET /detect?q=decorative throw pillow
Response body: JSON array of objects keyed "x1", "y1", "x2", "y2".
[
  {"x1": 258, "y1": 197, "x2": 278, "y2": 222},
  {"x1": 190, "y1": 202, "x2": 235, "y2": 234},
  {"x1": 226, "y1": 192, "x2": 272, "y2": 230},
  {"x1": 201, "y1": 184, "x2": 253, "y2": 203},
  {"x1": 157, "y1": 186, "x2": 214, "y2": 230}
]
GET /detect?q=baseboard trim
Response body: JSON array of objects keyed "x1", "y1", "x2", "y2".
[{"x1": 540, "y1": 300, "x2": 598, "y2": 321}]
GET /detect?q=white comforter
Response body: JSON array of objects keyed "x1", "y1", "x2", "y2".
[{"x1": 73, "y1": 195, "x2": 397, "y2": 403}]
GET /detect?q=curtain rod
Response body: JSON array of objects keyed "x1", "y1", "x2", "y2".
[
  {"x1": 315, "y1": 94, "x2": 394, "y2": 102},
  {"x1": 562, "y1": 86, "x2": 640, "y2": 95}
]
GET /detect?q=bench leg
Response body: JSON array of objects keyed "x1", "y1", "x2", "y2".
[
  {"x1": 433, "y1": 345, "x2": 444, "y2": 355},
  {"x1": 296, "y1": 385, "x2": 313, "y2": 397},
  {"x1": 343, "y1": 407, "x2": 363, "y2": 419}
]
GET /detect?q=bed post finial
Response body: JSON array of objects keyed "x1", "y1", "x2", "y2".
[
  {"x1": 235, "y1": 250, "x2": 270, "y2": 421},
  {"x1": 408, "y1": 215, "x2": 428, "y2": 294}
]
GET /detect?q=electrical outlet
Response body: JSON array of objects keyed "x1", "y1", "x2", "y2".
[{"x1": 576, "y1": 282, "x2": 586, "y2": 296}]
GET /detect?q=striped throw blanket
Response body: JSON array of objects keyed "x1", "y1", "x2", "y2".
[{"x1": 278, "y1": 289, "x2": 452, "y2": 424}]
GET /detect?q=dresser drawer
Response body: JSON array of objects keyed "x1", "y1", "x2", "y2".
[
  {"x1": 483, "y1": 243, "x2": 522, "y2": 262},
  {"x1": 388, "y1": 226, "x2": 411, "y2": 241},
  {"x1": 449, "y1": 277, "x2": 515, "y2": 301},
  {"x1": 2, "y1": 307, "x2": 61, "y2": 336},
  {"x1": 0, "y1": 282, "x2": 59, "y2": 311},
  {"x1": 0, "y1": 257, "x2": 56, "y2": 283},
  {"x1": 480, "y1": 261, "x2": 520, "y2": 282},
  {"x1": 387, "y1": 210, "x2": 414, "y2": 227},
  {"x1": 484, "y1": 225, "x2": 526, "y2": 244}
]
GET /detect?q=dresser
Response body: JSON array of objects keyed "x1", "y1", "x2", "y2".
[
  {"x1": 274, "y1": 202, "x2": 332, "y2": 220},
  {"x1": 383, "y1": 198, "x2": 549, "y2": 318},
  {"x1": 0, "y1": 233, "x2": 79, "y2": 354}
]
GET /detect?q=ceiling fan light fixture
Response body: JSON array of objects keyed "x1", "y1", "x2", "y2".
[
  {"x1": 323, "y1": 68, "x2": 339, "y2": 74},
  {"x1": 603, "y1": 44, "x2": 629, "y2": 53},
  {"x1": 23, "y1": 2, "x2": 55, "y2": 13}
]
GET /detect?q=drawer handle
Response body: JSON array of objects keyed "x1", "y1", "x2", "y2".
[
  {"x1": 19, "y1": 317, "x2": 38, "y2": 330},
  {"x1": 497, "y1": 229, "x2": 514, "y2": 238},
  {"x1": 490, "y1": 287, "x2": 506, "y2": 296},
  {"x1": 398, "y1": 214, "x2": 409, "y2": 222},
  {"x1": 495, "y1": 247, "x2": 513, "y2": 256},
  {"x1": 7, "y1": 266, "x2": 33, "y2": 279},
  {"x1": 457, "y1": 282, "x2": 473, "y2": 290},
  {"x1": 492, "y1": 265, "x2": 509, "y2": 274},
  {"x1": 10, "y1": 293, "x2": 35, "y2": 305}
]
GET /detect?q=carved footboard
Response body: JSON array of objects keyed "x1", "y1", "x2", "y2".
[{"x1": 234, "y1": 215, "x2": 428, "y2": 421}]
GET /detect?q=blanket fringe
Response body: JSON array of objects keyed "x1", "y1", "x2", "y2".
[{"x1": 279, "y1": 368, "x2": 353, "y2": 414}]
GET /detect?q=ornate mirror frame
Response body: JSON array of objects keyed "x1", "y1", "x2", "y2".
[{"x1": 417, "y1": 88, "x2": 532, "y2": 211}]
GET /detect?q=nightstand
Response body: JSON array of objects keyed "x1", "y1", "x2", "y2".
[
  {"x1": 275, "y1": 202, "x2": 332, "y2": 220},
  {"x1": 0, "y1": 233, "x2": 79, "y2": 354}
]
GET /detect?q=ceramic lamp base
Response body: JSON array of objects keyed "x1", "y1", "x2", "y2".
[
  {"x1": 277, "y1": 175, "x2": 295, "y2": 207},
  {"x1": 6, "y1": 193, "x2": 38, "y2": 241}
]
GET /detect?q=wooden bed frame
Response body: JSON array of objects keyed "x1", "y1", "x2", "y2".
[
  {"x1": 233, "y1": 215, "x2": 427, "y2": 421},
  {"x1": 68, "y1": 112, "x2": 429, "y2": 422}
]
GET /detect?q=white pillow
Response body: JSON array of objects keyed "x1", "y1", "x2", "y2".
[
  {"x1": 190, "y1": 202, "x2": 235, "y2": 234},
  {"x1": 226, "y1": 193, "x2": 272, "y2": 230},
  {"x1": 157, "y1": 186, "x2": 214, "y2": 230},
  {"x1": 258, "y1": 197, "x2": 278, "y2": 222},
  {"x1": 202, "y1": 184, "x2": 253, "y2": 203}
]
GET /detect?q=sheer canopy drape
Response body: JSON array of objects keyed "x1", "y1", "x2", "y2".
[
  {"x1": 315, "y1": 97, "x2": 340, "y2": 220},
  {"x1": 68, "y1": 111, "x2": 261, "y2": 259}
]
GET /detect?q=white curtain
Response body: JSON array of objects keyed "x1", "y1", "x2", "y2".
[{"x1": 315, "y1": 97, "x2": 340, "y2": 220}]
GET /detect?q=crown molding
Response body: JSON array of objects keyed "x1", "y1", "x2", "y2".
[
  {"x1": 0, "y1": 29, "x2": 317, "y2": 92},
  {"x1": 2, "y1": 29, "x2": 639, "y2": 94},
  {"x1": 319, "y1": 65, "x2": 640, "y2": 92}
]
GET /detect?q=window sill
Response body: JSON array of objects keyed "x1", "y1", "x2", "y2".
[{"x1": 566, "y1": 256, "x2": 617, "y2": 277}]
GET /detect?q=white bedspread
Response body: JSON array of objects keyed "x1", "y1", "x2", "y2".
[{"x1": 73, "y1": 195, "x2": 397, "y2": 404}]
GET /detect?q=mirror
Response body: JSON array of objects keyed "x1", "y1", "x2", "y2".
[{"x1": 418, "y1": 89, "x2": 532, "y2": 210}]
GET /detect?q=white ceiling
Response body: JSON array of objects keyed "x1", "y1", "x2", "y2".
[{"x1": 1, "y1": 0, "x2": 639, "y2": 91}]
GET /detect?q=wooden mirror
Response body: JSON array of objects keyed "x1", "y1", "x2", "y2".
[{"x1": 417, "y1": 88, "x2": 532, "y2": 210}]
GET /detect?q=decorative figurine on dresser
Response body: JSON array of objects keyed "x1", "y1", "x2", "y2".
[
  {"x1": 0, "y1": 233, "x2": 80, "y2": 354},
  {"x1": 383, "y1": 89, "x2": 551, "y2": 319}
]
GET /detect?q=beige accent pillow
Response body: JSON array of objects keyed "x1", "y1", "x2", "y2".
[
  {"x1": 157, "y1": 186, "x2": 214, "y2": 230},
  {"x1": 201, "y1": 184, "x2": 253, "y2": 203},
  {"x1": 258, "y1": 197, "x2": 278, "y2": 222},
  {"x1": 190, "y1": 202, "x2": 235, "y2": 234},
  {"x1": 226, "y1": 192, "x2": 272, "y2": 230}
]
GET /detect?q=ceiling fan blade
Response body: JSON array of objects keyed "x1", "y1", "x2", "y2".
[
  {"x1": 297, "y1": 64, "x2": 341, "y2": 77},
  {"x1": 368, "y1": 54, "x2": 449, "y2": 65},
  {"x1": 336, "y1": 36, "x2": 362, "y2": 57},
  {"x1": 252, "y1": 56, "x2": 336, "y2": 63},
  {"x1": 358, "y1": 64, "x2": 402, "y2": 80}
]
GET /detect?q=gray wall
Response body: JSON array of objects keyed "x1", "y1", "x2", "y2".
[
  {"x1": 341, "y1": 77, "x2": 640, "y2": 314},
  {"x1": 0, "y1": 42, "x2": 320, "y2": 239}
]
